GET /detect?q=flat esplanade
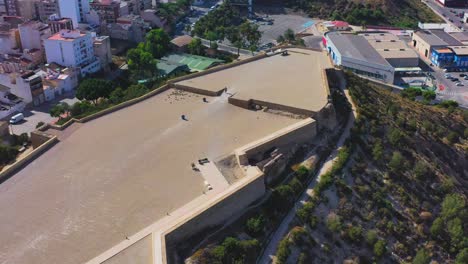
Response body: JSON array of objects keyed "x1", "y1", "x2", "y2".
[
  {"x1": 176, "y1": 48, "x2": 330, "y2": 114},
  {"x1": 0, "y1": 48, "x2": 331, "y2": 264}
]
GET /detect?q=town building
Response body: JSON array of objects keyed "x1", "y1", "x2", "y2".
[
  {"x1": 0, "y1": 71, "x2": 45, "y2": 105},
  {"x1": 436, "y1": 0, "x2": 468, "y2": 7},
  {"x1": 57, "y1": 0, "x2": 90, "y2": 27},
  {"x1": 140, "y1": 9, "x2": 166, "y2": 29},
  {"x1": 412, "y1": 30, "x2": 462, "y2": 59},
  {"x1": 93, "y1": 35, "x2": 112, "y2": 71},
  {"x1": 3, "y1": 0, "x2": 18, "y2": 16},
  {"x1": 170, "y1": 35, "x2": 193, "y2": 52},
  {"x1": 16, "y1": 0, "x2": 36, "y2": 19},
  {"x1": 47, "y1": 16, "x2": 74, "y2": 34},
  {"x1": 0, "y1": 84, "x2": 25, "y2": 120},
  {"x1": 0, "y1": 27, "x2": 20, "y2": 54},
  {"x1": 90, "y1": 0, "x2": 121, "y2": 24},
  {"x1": 18, "y1": 20, "x2": 51, "y2": 51},
  {"x1": 449, "y1": 31, "x2": 468, "y2": 45},
  {"x1": 322, "y1": 21, "x2": 350, "y2": 31},
  {"x1": 104, "y1": 14, "x2": 148, "y2": 43},
  {"x1": 0, "y1": 0, "x2": 6, "y2": 15},
  {"x1": 156, "y1": 60, "x2": 189, "y2": 77},
  {"x1": 35, "y1": 0, "x2": 60, "y2": 21},
  {"x1": 44, "y1": 30, "x2": 101, "y2": 76},
  {"x1": 38, "y1": 66, "x2": 78, "y2": 101}
]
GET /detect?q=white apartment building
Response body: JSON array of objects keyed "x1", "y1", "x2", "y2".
[
  {"x1": 44, "y1": 30, "x2": 101, "y2": 76},
  {"x1": 18, "y1": 20, "x2": 52, "y2": 51},
  {"x1": 58, "y1": 0, "x2": 90, "y2": 27}
]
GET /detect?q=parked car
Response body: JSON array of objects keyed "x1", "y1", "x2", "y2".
[
  {"x1": 455, "y1": 82, "x2": 464, "y2": 86},
  {"x1": 451, "y1": 78, "x2": 460, "y2": 82},
  {"x1": 464, "y1": 76, "x2": 468, "y2": 80},
  {"x1": 460, "y1": 73, "x2": 466, "y2": 77},
  {"x1": 9, "y1": 113, "x2": 24, "y2": 124},
  {"x1": 445, "y1": 73, "x2": 452, "y2": 78}
]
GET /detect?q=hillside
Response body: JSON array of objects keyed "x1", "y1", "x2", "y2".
[
  {"x1": 273, "y1": 74, "x2": 468, "y2": 263},
  {"x1": 275, "y1": 0, "x2": 444, "y2": 28}
]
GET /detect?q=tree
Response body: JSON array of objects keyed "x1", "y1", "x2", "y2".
[
  {"x1": 109, "y1": 87, "x2": 125, "y2": 104},
  {"x1": 76, "y1": 78, "x2": 112, "y2": 104},
  {"x1": 441, "y1": 194, "x2": 465, "y2": 220},
  {"x1": 347, "y1": 225, "x2": 363, "y2": 242},
  {"x1": 142, "y1": 28, "x2": 170, "y2": 58},
  {"x1": 388, "y1": 128, "x2": 404, "y2": 146},
  {"x1": 124, "y1": 84, "x2": 149, "y2": 100},
  {"x1": 413, "y1": 248, "x2": 431, "y2": 264},
  {"x1": 447, "y1": 217, "x2": 464, "y2": 252},
  {"x1": 284, "y1": 28, "x2": 295, "y2": 42},
  {"x1": 226, "y1": 26, "x2": 243, "y2": 56},
  {"x1": 388, "y1": 151, "x2": 404, "y2": 174},
  {"x1": 455, "y1": 248, "x2": 468, "y2": 264},
  {"x1": 413, "y1": 161, "x2": 428, "y2": 180},
  {"x1": 205, "y1": 30, "x2": 218, "y2": 46},
  {"x1": 188, "y1": 38, "x2": 204, "y2": 55},
  {"x1": 239, "y1": 21, "x2": 261, "y2": 54},
  {"x1": 372, "y1": 140, "x2": 384, "y2": 161},
  {"x1": 245, "y1": 215, "x2": 265, "y2": 237},
  {"x1": 430, "y1": 217, "x2": 444, "y2": 237},
  {"x1": 373, "y1": 240, "x2": 386, "y2": 257},
  {"x1": 127, "y1": 48, "x2": 159, "y2": 81},
  {"x1": 49, "y1": 102, "x2": 69, "y2": 119},
  {"x1": 326, "y1": 213, "x2": 341, "y2": 233}
]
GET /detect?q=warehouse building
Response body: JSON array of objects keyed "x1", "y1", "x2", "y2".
[
  {"x1": 324, "y1": 32, "x2": 419, "y2": 83},
  {"x1": 432, "y1": 45, "x2": 468, "y2": 70},
  {"x1": 412, "y1": 29, "x2": 462, "y2": 59}
]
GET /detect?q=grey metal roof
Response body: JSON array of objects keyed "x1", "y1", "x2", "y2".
[
  {"x1": 328, "y1": 33, "x2": 391, "y2": 67},
  {"x1": 415, "y1": 30, "x2": 462, "y2": 46}
]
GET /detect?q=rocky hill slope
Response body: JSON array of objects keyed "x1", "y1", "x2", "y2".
[{"x1": 263, "y1": 0, "x2": 443, "y2": 28}]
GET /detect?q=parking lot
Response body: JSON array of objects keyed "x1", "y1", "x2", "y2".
[
  {"x1": 9, "y1": 93, "x2": 79, "y2": 135},
  {"x1": 256, "y1": 14, "x2": 317, "y2": 45},
  {"x1": 434, "y1": 69, "x2": 468, "y2": 107}
]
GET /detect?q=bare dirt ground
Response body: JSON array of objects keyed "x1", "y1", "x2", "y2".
[{"x1": 0, "y1": 89, "x2": 302, "y2": 264}]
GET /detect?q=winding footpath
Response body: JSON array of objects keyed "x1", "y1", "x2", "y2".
[{"x1": 258, "y1": 80, "x2": 357, "y2": 264}]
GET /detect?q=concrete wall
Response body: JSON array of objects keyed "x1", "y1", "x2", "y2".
[
  {"x1": 163, "y1": 168, "x2": 266, "y2": 246},
  {"x1": 235, "y1": 118, "x2": 317, "y2": 166},
  {"x1": 0, "y1": 135, "x2": 57, "y2": 183},
  {"x1": 171, "y1": 83, "x2": 225, "y2": 97}
]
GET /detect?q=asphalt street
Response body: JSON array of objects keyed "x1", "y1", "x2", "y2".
[{"x1": 423, "y1": 0, "x2": 468, "y2": 31}]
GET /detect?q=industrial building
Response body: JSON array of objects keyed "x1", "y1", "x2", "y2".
[
  {"x1": 431, "y1": 46, "x2": 468, "y2": 70},
  {"x1": 436, "y1": 0, "x2": 468, "y2": 7},
  {"x1": 324, "y1": 32, "x2": 419, "y2": 83},
  {"x1": 412, "y1": 29, "x2": 462, "y2": 59}
]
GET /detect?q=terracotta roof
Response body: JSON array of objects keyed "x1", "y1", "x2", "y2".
[
  {"x1": 171, "y1": 35, "x2": 193, "y2": 47},
  {"x1": 332, "y1": 21, "x2": 349, "y2": 27}
]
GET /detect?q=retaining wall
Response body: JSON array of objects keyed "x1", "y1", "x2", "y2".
[
  {"x1": 171, "y1": 83, "x2": 225, "y2": 97},
  {"x1": 162, "y1": 167, "x2": 265, "y2": 255},
  {"x1": 0, "y1": 135, "x2": 58, "y2": 183},
  {"x1": 235, "y1": 118, "x2": 317, "y2": 166}
]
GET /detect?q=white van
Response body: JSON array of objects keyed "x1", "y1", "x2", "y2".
[{"x1": 9, "y1": 113, "x2": 24, "y2": 124}]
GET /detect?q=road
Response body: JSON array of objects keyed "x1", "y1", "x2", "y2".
[
  {"x1": 423, "y1": 0, "x2": 468, "y2": 31},
  {"x1": 199, "y1": 38, "x2": 254, "y2": 55},
  {"x1": 258, "y1": 74, "x2": 357, "y2": 264}
]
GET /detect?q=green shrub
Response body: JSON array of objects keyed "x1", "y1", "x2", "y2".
[
  {"x1": 276, "y1": 237, "x2": 291, "y2": 264},
  {"x1": 0, "y1": 144, "x2": 18, "y2": 165},
  {"x1": 413, "y1": 248, "x2": 431, "y2": 264},
  {"x1": 373, "y1": 240, "x2": 386, "y2": 257},
  {"x1": 245, "y1": 215, "x2": 265, "y2": 237},
  {"x1": 36, "y1": 121, "x2": 45, "y2": 128}
]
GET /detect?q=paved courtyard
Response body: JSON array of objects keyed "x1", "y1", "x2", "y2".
[{"x1": 256, "y1": 14, "x2": 316, "y2": 45}]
